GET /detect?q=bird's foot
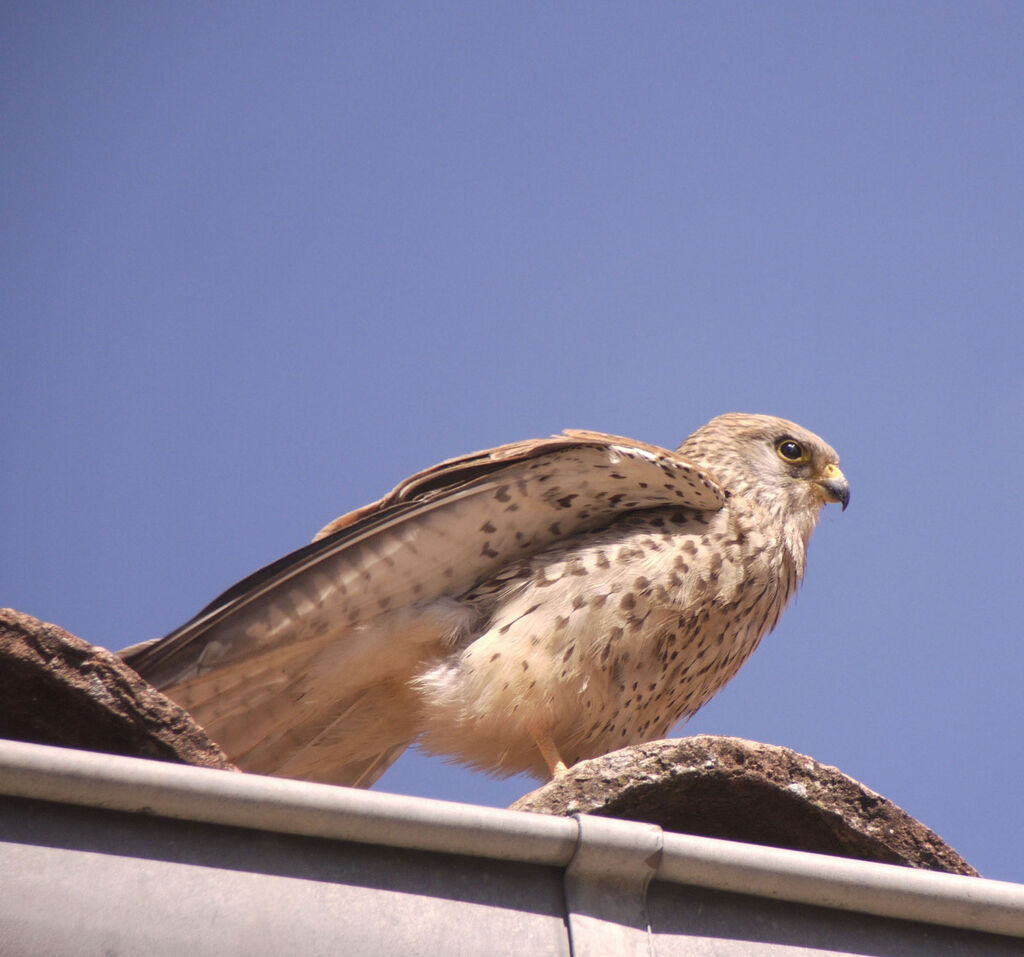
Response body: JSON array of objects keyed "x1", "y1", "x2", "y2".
[{"x1": 532, "y1": 730, "x2": 568, "y2": 779}]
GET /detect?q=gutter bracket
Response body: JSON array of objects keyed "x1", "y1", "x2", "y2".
[{"x1": 564, "y1": 812, "x2": 664, "y2": 957}]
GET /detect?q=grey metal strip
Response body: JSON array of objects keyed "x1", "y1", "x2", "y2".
[{"x1": 565, "y1": 813, "x2": 664, "y2": 957}]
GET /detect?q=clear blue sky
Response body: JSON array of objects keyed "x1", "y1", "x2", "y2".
[{"x1": 4, "y1": 3, "x2": 1022, "y2": 882}]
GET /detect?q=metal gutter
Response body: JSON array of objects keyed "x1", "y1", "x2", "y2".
[{"x1": 1, "y1": 738, "x2": 1023, "y2": 944}]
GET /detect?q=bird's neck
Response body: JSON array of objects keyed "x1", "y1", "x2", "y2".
[{"x1": 774, "y1": 502, "x2": 820, "y2": 584}]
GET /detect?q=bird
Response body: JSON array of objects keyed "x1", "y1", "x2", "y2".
[{"x1": 122, "y1": 413, "x2": 849, "y2": 788}]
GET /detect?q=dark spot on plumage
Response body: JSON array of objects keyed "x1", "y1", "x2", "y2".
[
  {"x1": 608, "y1": 492, "x2": 627, "y2": 506},
  {"x1": 595, "y1": 551, "x2": 611, "y2": 568},
  {"x1": 548, "y1": 522, "x2": 562, "y2": 536},
  {"x1": 490, "y1": 653, "x2": 501, "y2": 661},
  {"x1": 649, "y1": 516, "x2": 665, "y2": 527},
  {"x1": 377, "y1": 597, "x2": 391, "y2": 611},
  {"x1": 521, "y1": 661, "x2": 529, "y2": 671},
  {"x1": 481, "y1": 542, "x2": 499, "y2": 558},
  {"x1": 590, "y1": 593, "x2": 607, "y2": 609},
  {"x1": 619, "y1": 593, "x2": 636, "y2": 611},
  {"x1": 610, "y1": 472, "x2": 626, "y2": 480},
  {"x1": 480, "y1": 521, "x2": 497, "y2": 534},
  {"x1": 495, "y1": 485, "x2": 511, "y2": 502}
]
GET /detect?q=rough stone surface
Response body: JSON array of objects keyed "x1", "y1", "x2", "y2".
[
  {"x1": 512, "y1": 735, "x2": 977, "y2": 876},
  {"x1": 0, "y1": 608, "x2": 236, "y2": 771}
]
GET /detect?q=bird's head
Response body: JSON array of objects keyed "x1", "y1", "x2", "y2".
[{"x1": 677, "y1": 413, "x2": 850, "y2": 521}]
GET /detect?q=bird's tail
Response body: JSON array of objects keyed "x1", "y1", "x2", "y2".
[{"x1": 125, "y1": 601, "x2": 474, "y2": 788}]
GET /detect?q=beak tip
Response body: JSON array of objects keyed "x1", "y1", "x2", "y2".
[{"x1": 818, "y1": 477, "x2": 850, "y2": 511}]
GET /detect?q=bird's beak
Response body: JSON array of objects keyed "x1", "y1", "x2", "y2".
[{"x1": 816, "y1": 463, "x2": 850, "y2": 511}]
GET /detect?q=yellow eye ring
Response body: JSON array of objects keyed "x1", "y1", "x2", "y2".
[{"x1": 776, "y1": 439, "x2": 809, "y2": 463}]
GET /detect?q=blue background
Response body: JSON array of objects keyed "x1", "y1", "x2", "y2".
[{"x1": 4, "y1": 3, "x2": 1022, "y2": 882}]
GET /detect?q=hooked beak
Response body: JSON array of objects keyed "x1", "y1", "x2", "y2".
[{"x1": 816, "y1": 463, "x2": 850, "y2": 511}]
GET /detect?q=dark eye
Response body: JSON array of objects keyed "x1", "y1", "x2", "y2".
[{"x1": 776, "y1": 439, "x2": 807, "y2": 463}]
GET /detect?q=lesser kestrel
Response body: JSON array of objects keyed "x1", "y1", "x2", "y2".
[{"x1": 123, "y1": 414, "x2": 849, "y2": 786}]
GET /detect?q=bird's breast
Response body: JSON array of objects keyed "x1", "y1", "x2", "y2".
[{"x1": 414, "y1": 505, "x2": 797, "y2": 777}]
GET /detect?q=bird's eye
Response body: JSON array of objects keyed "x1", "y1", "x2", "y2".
[{"x1": 776, "y1": 439, "x2": 808, "y2": 463}]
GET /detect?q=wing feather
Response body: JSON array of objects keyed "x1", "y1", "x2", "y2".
[{"x1": 122, "y1": 431, "x2": 724, "y2": 784}]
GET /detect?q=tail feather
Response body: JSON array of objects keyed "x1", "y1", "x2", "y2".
[
  {"x1": 146, "y1": 603, "x2": 467, "y2": 786},
  {"x1": 268, "y1": 683, "x2": 420, "y2": 786}
]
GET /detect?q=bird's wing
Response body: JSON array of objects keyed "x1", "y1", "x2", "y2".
[{"x1": 122, "y1": 431, "x2": 724, "y2": 783}]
